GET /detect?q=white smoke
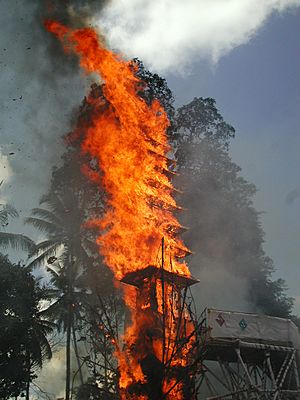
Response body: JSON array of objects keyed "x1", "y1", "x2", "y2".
[
  {"x1": 34, "y1": 347, "x2": 66, "y2": 399},
  {"x1": 95, "y1": 0, "x2": 300, "y2": 73}
]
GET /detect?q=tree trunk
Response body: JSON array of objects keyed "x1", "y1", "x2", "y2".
[
  {"x1": 25, "y1": 351, "x2": 30, "y2": 400},
  {"x1": 25, "y1": 377, "x2": 30, "y2": 400},
  {"x1": 72, "y1": 322, "x2": 84, "y2": 385},
  {"x1": 65, "y1": 302, "x2": 72, "y2": 400}
]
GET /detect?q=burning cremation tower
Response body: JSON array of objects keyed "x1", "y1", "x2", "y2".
[{"x1": 120, "y1": 249, "x2": 201, "y2": 400}]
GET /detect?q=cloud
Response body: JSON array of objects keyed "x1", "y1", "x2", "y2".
[{"x1": 95, "y1": 0, "x2": 300, "y2": 73}]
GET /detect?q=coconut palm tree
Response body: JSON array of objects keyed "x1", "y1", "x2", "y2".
[
  {"x1": 25, "y1": 190, "x2": 95, "y2": 400},
  {"x1": 24, "y1": 304, "x2": 56, "y2": 400},
  {"x1": 25, "y1": 191, "x2": 94, "y2": 268},
  {"x1": 44, "y1": 263, "x2": 86, "y2": 390}
]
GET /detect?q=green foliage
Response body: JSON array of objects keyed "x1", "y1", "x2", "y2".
[
  {"x1": 173, "y1": 97, "x2": 294, "y2": 319},
  {"x1": 25, "y1": 188, "x2": 98, "y2": 399},
  {"x1": 133, "y1": 58, "x2": 175, "y2": 123},
  {"x1": 0, "y1": 204, "x2": 18, "y2": 223},
  {"x1": 174, "y1": 97, "x2": 235, "y2": 148},
  {"x1": 0, "y1": 254, "x2": 53, "y2": 399},
  {"x1": 250, "y1": 265, "x2": 294, "y2": 318},
  {"x1": 25, "y1": 191, "x2": 92, "y2": 270}
]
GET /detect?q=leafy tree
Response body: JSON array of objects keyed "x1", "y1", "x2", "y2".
[
  {"x1": 130, "y1": 66, "x2": 289, "y2": 318},
  {"x1": 174, "y1": 97, "x2": 235, "y2": 149},
  {"x1": 25, "y1": 191, "x2": 92, "y2": 269},
  {"x1": 25, "y1": 190, "x2": 94, "y2": 400},
  {"x1": 133, "y1": 58, "x2": 175, "y2": 123},
  {"x1": 26, "y1": 156, "x2": 117, "y2": 398},
  {"x1": 46, "y1": 262, "x2": 85, "y2": 380},
  {"x1": 173, "y1": 97, "x2": 294, "y2": 318},
  {"x1": 0, "y1": 253, "x2": 54, "y2": 400},
  {"x1": 131, "y1": 62, "x2": 295, "y2": 319}
]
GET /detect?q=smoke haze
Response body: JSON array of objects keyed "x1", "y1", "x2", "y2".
[
  {"x1": 95, "y1": 0, "x2": 300, "y2": 73},
  {"x1": 0, "y1": 0, "x2": 107, "y2": 227}
]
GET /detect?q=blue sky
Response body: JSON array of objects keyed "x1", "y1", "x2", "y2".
[{"x1": 166, "y1": 8, "x2": 300, "y2": 311}]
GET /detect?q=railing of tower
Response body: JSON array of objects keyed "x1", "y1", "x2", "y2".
[
  {"x1": 155, "y1": 238, "x2": 211, "y2": 398},
  {"x1": 113, "y1": 237, "x2": 211, "y2": 398}
]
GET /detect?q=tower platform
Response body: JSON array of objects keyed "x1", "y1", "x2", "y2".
[{"x1": 120, "y1": 265, "x2": 199, "y2": 288}]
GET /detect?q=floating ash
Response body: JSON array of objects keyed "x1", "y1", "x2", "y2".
[{"x1": 45, "y1": 20, "x2": 201, "y2": 399}]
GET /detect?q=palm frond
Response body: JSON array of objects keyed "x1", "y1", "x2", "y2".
[
  {"x1": 39, "y1": 332, "x2": 53, "y2": 360},
  {"x1": 29, "y1": 239, "x2": 63, "y2": 258},
  {"x1": 33, "y1": 319, "x2": 55, "y2": 359},
  {"x1": 39, "y1": 297, "x2": 63, "y2": 316},
  {"x1": 42, "y1": 192, "x2": 84, "y2": 230},
  {"x1": 25, "y1": 217, "x2": 61, "y2": 236},
  {"x1": 27, "y1": 243, "x2": 59, "y2": 269},
  {"x1": 0, "y1": 204, "x2": 19, "y2": 224},
  {"x1": 45, "y1": 265, "x2": 60, "y2": 278},
  {"x1": 41, "y1": 297, "x2": 68, "y2": 331},
  {"x1": 30, "y1": 208, "x2": 63, "y2": 227},
  {"x1": 40, "y1": 192, "x2": 71, "y2": 218},
  {"x1": 40, "y1": 192, "x2": 65, "y2": 209},
  {"x1": 0, "y1": 232, "x2": 36, "y2": 252},
  {"x1": 36, "y1": 317, "x2": 57, "y2": 331}
]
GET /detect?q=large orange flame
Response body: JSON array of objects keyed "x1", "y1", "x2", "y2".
[{"x1": 45, "y1": 20, "x2": 194, "y2": 399}]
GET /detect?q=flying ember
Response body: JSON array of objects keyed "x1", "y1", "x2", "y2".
[{"x1": 45, "y1": 20, "x2": 198, "y2": 399}]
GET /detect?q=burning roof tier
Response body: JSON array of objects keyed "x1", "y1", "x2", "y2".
[{"x1": 120, "y1": 265, "x2": 199, "y2": 288}]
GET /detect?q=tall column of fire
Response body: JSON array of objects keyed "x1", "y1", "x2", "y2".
[{"x1": 46, "y1": 20, "x2": 199, "y2": 399}]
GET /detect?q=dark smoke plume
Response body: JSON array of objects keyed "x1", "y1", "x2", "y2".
[
  {"x1": 32, "y1": 0, "x2": 110, "y2": 74},
  {"x1": 0, "y1": 0, "x2": 109, "y2": 237},
  {"x1": 43, "y1": 0, "x2": 110, "y2": 25}
]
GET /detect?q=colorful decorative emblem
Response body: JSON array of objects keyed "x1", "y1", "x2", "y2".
[
  {"x1": 216, "y1": 314, "x2": 225, "y2": 327},
  {"x1": 239, "y1": 318, "x2": 247, "y2": 330}
]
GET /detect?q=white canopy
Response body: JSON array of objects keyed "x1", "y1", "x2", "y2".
[{"x1": 206, "y1": 308, "x2": 300, "y2": 350}]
